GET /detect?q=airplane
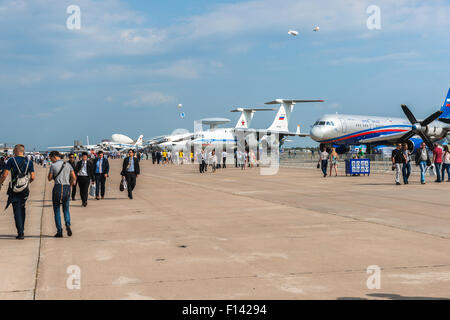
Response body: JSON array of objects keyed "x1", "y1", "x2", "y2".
[
  {"x1": 48, "y1": 136, "x2": 101, "y2": 151},
  {"x1": 101, "y1": 134, "x2": 144, "y2": 151},
  {"x1": 49, "y1": 134, "x2": 143, "y2": 152},
  {"x1": 153, "y1": 108, "x2": 275, "y2": 150},
  {"x1": 155, "y1": 118, "x2": 231, "y2": 151},
  {"x1": 191, "y1": 99, "x2": 324, "y2": 149},
  {"x1": 310, "y1": 87, "x2": 450, "y2": 153}
]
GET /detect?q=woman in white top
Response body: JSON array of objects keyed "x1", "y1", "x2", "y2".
[{"x1": 210, "y1": 150, "x2": 217, "y2": 173}]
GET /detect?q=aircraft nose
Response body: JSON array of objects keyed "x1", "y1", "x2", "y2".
[{"x1": 310, "y1": 126, "x2": 324, "y2": 140}]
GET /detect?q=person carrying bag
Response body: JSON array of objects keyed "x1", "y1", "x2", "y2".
[
  {"x1": 0, "y1": 144, "x2": 36, "y2": 240},
  {"x1": 89, "y1": 183, "x2": 96, "y2": 197},
  {"x1": 120, "y1": 176, "x2": 127, "y2": 192},
  {"x1": 11, "y1": 157, "x2": 31, "y2": 193}
]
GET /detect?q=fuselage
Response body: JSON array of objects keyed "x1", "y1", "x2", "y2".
[
  {"x1": 192, "y1": 128, "x2": 237, "y2": 148},
  {"x1": 310, "y1": 114, "x2": 448, "y2": 146}
]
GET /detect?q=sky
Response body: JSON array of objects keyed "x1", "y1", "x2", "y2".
[{"x1": 0, "y1": 0, "x2": 449, "y2": 150}]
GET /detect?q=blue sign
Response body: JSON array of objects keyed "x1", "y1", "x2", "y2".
[{"x1": 345, "y1": 159, "x2": 370, "y2": 175}]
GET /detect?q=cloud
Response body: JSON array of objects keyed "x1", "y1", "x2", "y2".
[
  {"x1": 124, "y1": 91, "x2": 176, "y2": 107},
  {"x1": 151, "y1": 59, "x2": 201, "y2": 79},
  {"x1": 1, "y1": 0, "x2": 449, "y2": 63},
  {"x1": 60, "y1": 72, "x2": 75, "y2": 80},
  {"x1": 20, "y1": 105, "x2": 67, "y2": 119},
  {"x1": 18, "y1": 74, "x2": 43, "y2": 85},
  {"x1": 329, "y1": 52, "x2": 421, "y2": 65}
]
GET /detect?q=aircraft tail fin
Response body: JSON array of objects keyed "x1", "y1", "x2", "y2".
[
  {"x1": 134, "y1": 135, "x2": 144, "y2": 146},
  {"x1": 231, "y1": 108, "x2": 275, "y2": 128},
  {"x1": 265, "y1": 99, "x2": 324, "y2": 132},
  {"x1": 439, "y1": 87, "x2": 450, "y2": 119}
]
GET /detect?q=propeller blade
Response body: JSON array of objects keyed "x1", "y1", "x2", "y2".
[
  {"x1": 420, "y1": 110, "x2": 443, "y2": 127},
  {"x1": 401, "y1": 104, "x2": 418, "y2": 124},
  {"x1": 399, "y1": 130, "x2": 415, "y2": 142},
  {"x1": 418, "y1": 132, "x2": 434, "y2": 150},
  {"x1": 438, "y1": 118, "x2": 450, "y2": 124}
]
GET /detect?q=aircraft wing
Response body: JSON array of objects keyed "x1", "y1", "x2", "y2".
[
  {"x1": 234, "y1": 128, "x2": 309, "y2": 137},
  {"x1": 48, "y1": 146, "x2": 76, "y2": 149},
  {"x1": 265, "y1": 99, "x2": 325, "y2": 105},
  {"x1": 281, "y1": 132, "x2": 310, "y2": 137},
  {"x1": 171, "y1": 133, "x2": 195, "y2": 143}
]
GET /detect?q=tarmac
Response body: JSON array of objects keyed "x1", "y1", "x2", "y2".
[{"x1": 0, "y1": 159, "x2": 449, "y2": 300}]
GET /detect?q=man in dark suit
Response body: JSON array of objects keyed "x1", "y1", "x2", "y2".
[
  {"x1": 121, "y1": 149, "x2": 140, "y2": 199},
  {"x1": 68, "y1": 153, "x2": 77, "y2": 200},
  {"x1": 75, "y1": 151, "x2": 94, "y2": 207},
  {"x1": 92, "y1": 150, "x2": 110, "y2": 200}
]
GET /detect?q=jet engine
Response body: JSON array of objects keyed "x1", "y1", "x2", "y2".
[{"x1": 405, "y1": 137, "x2": 423, "y2": 153}]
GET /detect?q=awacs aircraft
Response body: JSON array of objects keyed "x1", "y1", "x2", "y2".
[
  {"x1": 153, "y1": 108, "x2": 275, "y2": 150},
  {"x1": 310, "y1": 88, "x2": 450, "y2": 153},
  {"x1": 192, "y1": 99, "x2": 324, "y2": 149}
]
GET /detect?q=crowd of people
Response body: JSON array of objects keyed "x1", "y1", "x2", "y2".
[
  {"x1": 148, "y1": 148, "x2": 258, "y2": 174},
  {"x1": 391, "y1": 142, "x2": 450, "y2": 185},
  {"x1": 0, "y1": 145, "x2": 141, "y2": 240},
  {"x1": 1, "y1": 141, "x2": 448, "y2": 240},
  {"x1": 151, "y1": 150, "x2": 194, "y2": 165},
  {"x1": 317, "y1": 143, "x2": 450, "y2": 184}
]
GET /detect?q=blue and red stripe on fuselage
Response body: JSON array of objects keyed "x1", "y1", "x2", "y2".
[{"x1": 318, "y1": 125, "x2": 411, "y2": 144}]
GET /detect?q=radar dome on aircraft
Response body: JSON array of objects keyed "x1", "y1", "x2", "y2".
[
  {"x1": 313, "y1": 26, "x2": 320, "y2": 32},
  {"x1": 288, "y1": 30, "x2": 299, "y2": 36},
  {"x1": 111, "y1": 134, "x2": 134, "y2": 144}
]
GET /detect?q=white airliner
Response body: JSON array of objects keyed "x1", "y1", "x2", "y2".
[
  {"x1": 49, "y1": 134, "x2": 144, "y2": 152},
  {"x1": 102, "y1": 134, "x2": 144, "y2": 151},
  {"x1": 310, "y1": 88, "x2": 450, "y2": 153}
]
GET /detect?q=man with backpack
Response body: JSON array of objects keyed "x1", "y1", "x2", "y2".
[
  {"x1": 48, "y1": 151, "x2": 76, "y2": 238},
  {"x1": 415, "y1": 142, "x2": 431, "y2": 184},
  {"x1": 0, "y1": 144, "x2": 35, "y2": 240}
]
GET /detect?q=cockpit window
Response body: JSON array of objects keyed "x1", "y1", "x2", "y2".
[
  {"x1": 314, "y1": 121, "x2": 319, "y2": 125},
  {"x1": 318, "y1": 121, "x2": 325, "y2": 125},
  {"x1": 326, "y1": 121, "x2": 331, "y2": 126},
  {"x1": 330, "y1": 121, "x2": 334, "y2": 126}
]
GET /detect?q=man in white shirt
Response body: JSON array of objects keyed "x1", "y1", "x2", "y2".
[
  {"x1": 222, "y1": 151, "x2": 227, "y2": 168},
  {"x1": 74, "y1": 152, "x2": 93, "y2": 207},
  {"x1": 318, "y1": 147, "x2": 329, "y2": 177}
]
